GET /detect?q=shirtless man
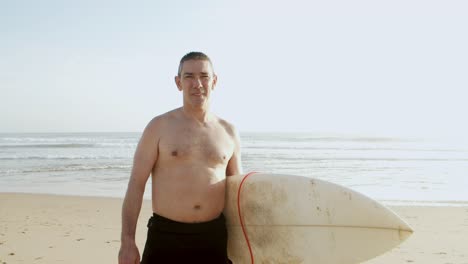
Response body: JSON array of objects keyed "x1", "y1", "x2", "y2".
[{"x1": 118, "y1": 52, "x2": 242, "y2": 264}]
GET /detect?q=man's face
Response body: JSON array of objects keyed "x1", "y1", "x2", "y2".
[{"x1": 175, "y1": 59, "x2": 217, "y2": 108}]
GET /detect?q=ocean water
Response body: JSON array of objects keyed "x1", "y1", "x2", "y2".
[{"x1": 1, "y1": 132, "x2": 467, "y2": 206}]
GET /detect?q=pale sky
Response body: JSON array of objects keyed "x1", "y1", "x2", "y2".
[{"x1": 1, "y1": 0, "x2": 467, "y2": 138}]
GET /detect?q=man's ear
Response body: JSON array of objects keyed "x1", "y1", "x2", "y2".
[
  {"x1": 175, "y1": 75, "x2": 182, "y2": 91},
  {"x1": 211, "y1": 74, "x2": 218, "y2": 90}
]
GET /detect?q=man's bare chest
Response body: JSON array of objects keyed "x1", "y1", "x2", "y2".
[{"x1": 159, "y1": 129, "x2": 233, "y2": 165}]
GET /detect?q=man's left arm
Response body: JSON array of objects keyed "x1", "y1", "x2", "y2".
[{"x1": 226, "y1": 127, "x2": 243, "y2": 176}]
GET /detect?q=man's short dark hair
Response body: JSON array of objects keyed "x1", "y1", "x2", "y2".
[{"x1": 178, "y1": 52, "x2": 214, "y2": 76}]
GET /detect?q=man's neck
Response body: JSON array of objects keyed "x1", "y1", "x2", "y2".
[{"x1": 181, "y1": 106, "x2": 211, "y2": 124}]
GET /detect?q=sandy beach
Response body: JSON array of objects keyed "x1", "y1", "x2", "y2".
[{"x1": 1, "y1": 193, "x2": 467, "y2": 264}]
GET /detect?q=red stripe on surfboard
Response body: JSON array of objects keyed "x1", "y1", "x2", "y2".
[{"x1": 237, "y1": 172, "x2": 258, "y2": 264}]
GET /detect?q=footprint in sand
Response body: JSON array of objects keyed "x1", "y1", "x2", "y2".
[{"x1": 76, "y1": 238, "x2": 84, "y2": 241}]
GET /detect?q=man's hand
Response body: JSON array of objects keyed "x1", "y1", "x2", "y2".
[{"x1": 118, "y1": 241, "x2": 140, "y2": 264}]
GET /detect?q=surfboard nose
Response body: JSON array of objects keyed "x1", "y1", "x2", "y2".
[{"x1": 397, "y1": 219, "x2": 414, "y2": 242}]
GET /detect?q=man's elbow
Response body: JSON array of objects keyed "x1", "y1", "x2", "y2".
[{"x1": 127, "y1": 174, "x2": 148, "y2": 193}]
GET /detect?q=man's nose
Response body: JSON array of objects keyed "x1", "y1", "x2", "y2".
[{"x1": 193, "y1": 78, "x2": 203, "y2": 87}]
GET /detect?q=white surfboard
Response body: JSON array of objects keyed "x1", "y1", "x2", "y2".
[{"x1": 224, "y1": 173, "x2": 413, "y2": 264}]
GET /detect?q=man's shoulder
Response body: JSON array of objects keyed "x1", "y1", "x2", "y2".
[
  {"x1": 145, "y1": 108, "x2": 181, "y2": 131},
  {"x1": 214, "y1": 115, "x2": 238, "y2": 137},
  {"x1": 150, "y1": 108, "x2": 180, "y2": 123}
]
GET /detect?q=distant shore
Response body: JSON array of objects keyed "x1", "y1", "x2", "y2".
[{"x1": 1, "y1": 193, "x2": 467, "y2": 264}]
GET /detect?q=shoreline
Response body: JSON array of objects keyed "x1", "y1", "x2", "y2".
[
  {"x1": 1, "y1": 193, "x2": 468, "y2": 263},
  {"x1": 2, "y1": 190, "x2": 468, "y2": 208}
]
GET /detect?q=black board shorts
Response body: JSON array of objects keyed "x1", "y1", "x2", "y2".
[{"x1": 140, "y1": 213, "x2": 232, "y2": 264}]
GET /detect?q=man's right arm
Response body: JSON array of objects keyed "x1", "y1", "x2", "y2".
[{"x1": 119, "y1": 118, "x2": 160, "y2": 264}]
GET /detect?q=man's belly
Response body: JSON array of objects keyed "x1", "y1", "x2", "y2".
[{"x1": 150, "y1": 172, "x2": 226, "y2": 223}]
